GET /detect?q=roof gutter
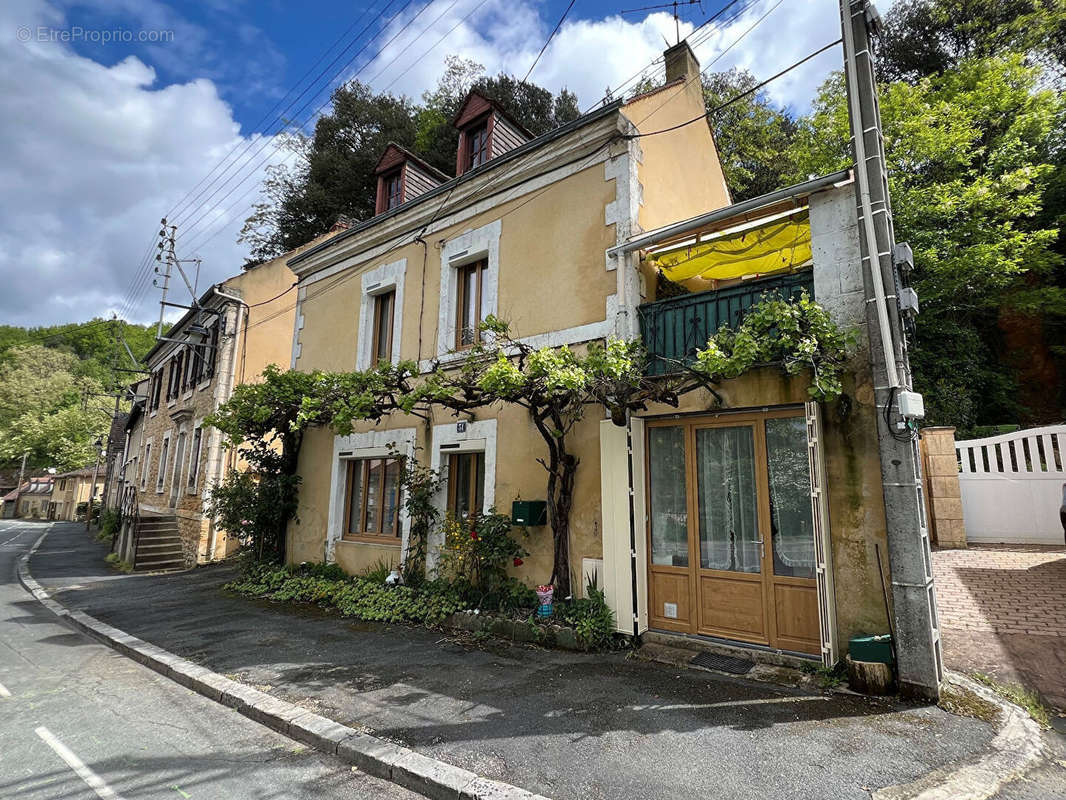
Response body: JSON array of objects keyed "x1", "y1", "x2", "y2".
[{"x1": 607, "y1": 169, "x2": 853, "y2": 258}]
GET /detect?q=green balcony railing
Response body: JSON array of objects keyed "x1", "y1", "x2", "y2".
[{"x1": 637, "y1": 271, "x2": 814, "y2": 375}]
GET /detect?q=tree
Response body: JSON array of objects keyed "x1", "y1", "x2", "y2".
[
  {"x1": 786, "y1": 57, "x2": 1064, "y2": 427},
  {"x1": 210, "y1": 297, "x2": 848, "y2": 594},
  {"x1": 241, "y1": 58, "x2": 582, "y2": 262},
  {"x1": 877, "y1": 0, "x2": 1066, "y2": 82},
  {"x1": 205, "y1": 365, "x2": 334, "y2": 563},
  {"x1": 0, "y1": 345, "x2": 113, "y2": 470},
  {"x1": 702, "y1": 69, "x2": 797, "y2": 201}
]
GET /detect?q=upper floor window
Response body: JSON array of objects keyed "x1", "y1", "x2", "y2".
[
  {"x1": 344, "y1": 457, "x2": 402, "y2": 540},
  {"x1": 150, "y1": 371, "x2": 162, "y2": 410},
  {"x1": 465, "y1": 121, "x2": 489, "y2": 171},
  {"x1": 383, "y1": 171, "x2": 403, "y2": 211},
  {"x1": 456, "y1": 259, "x2": 488, "y2": 348},
  {"x1": 371, "y1": 290, "x2": 395, "y2": 364},
  {"x1": 156, "y1": 437, "x2": 169, "y2": 492},
  {"x1": 187, "y1": 426, "x2": 203, "y2": 491}
]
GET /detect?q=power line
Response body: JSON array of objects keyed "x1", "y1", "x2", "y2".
[
  {"x1": 521, "y1": 0, "x2": 577, "y2": 84},
  {"x1": 170, "y1": 0, "x2": 408, "y2": 226},
  {"x1": 171, "y1": 0, "x2": 441, "y2": 244},
  {"x1": 166, "y1": 0, "x2": 394, "y2": 223},
  {"x1": 625, "y1": 38, "x2": 843, "y2": 138}
]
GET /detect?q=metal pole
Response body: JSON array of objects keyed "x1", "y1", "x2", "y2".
[
  {"x1": 840, "y1": 0, "x2": 942, "y2": 700},
  {"x1": 87, "y1": 442, "x2": 103, "y2": 532},
  {"x1": 14, "y1": 451, "x2": 27, "y2": 517}
]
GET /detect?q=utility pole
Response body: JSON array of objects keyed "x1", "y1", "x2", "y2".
[
  {"x1": 840, "y1": 0, "x2": 943, "y2": 699},
  {"x1": 155, "y1": 219, "x2": 176, "y2": 339},
  {"x1": 14, "y1": 451, "x2": 28, "y2": 517},
  {"x1": 87, "y1": 437, "x2": 103, "y2": 532}
]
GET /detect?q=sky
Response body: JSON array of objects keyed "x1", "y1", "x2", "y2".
[{"x1": 0, "y1": 0, "x2": 855, "y2": 329}]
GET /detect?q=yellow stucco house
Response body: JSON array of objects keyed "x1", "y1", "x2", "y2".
[
  {"x1": 118, "y1": 231, "x2": 338, "y2": 569},
  {"x1": 283, "y1": 42, "x2": 909, "y2": 668},
  {"x1": 51, "y1": 466, "x2": 104, "y2": 521}
]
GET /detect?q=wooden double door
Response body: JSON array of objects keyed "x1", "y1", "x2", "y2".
[{"x1": 645, "y1": 408, "x2": 822, "y2": 655}]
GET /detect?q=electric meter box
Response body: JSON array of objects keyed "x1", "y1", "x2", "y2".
[
  {"x1": 897, "y1": 390, "x2": 925, "y2": 420},
  {"x1": 512, "y1": 500, "x2": 547, "y2": 526}
]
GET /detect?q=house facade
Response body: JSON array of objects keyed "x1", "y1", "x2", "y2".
[
  {"x1": 5, "y1": 476, "x2": 55, "y2": 519},
  {"x1": 51, "y1": 466, "x2": 104, "y2": 521},
  {"x1": 124, "y1": 233, "x2": 339, "y2": 566},
  {"x1": 283, "y1": 42, "x2": 899, "y2": 665}
]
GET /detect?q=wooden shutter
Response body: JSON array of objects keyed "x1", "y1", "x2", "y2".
[{"x1": 806, "y1": 400, "x2": 838, "y2": 666}]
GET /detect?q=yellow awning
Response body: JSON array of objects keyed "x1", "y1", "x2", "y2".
[{"x1": 649, "y1": 209, "x2": 812, "y2": 282}]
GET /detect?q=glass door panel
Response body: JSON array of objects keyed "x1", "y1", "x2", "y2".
[
  {"x1": 696, "y1": 426, "x2": 759, "y2": 573},
  {"x1": 765, "y1": 416, "x2": 815, "y2": 579},
  {"x1": 648, "y1": 426, "x2": 688, "y2": 567}
]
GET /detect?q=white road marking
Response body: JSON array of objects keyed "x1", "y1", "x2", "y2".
[
  {"x1": 0, "y1": 529, "x2": 29, "y2": 547},
  {"x1": 35, "y1": 726, "x2": 126, "y2": 800},
  {"x1": 0, "y1": 681, "x2": 10, "y2": 698}
]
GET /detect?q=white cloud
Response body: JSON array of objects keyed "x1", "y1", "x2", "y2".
[
  {"x1": 362, "y1": 0, "x2": 845, "y2": 113},
  {"x1": 0, "y1": 0, "x2": 283, "y2": 327},
  {"x1": 0, "y1": 0, "x2": 853, "y2": 329}
]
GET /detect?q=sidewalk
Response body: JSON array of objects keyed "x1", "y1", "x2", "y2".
[
  {"x1": 31, "y1": 523, "x2": 996, "y2": 800},
  {"x1": 932, "y1": 544, "x2": 1066, "y2": 712}
]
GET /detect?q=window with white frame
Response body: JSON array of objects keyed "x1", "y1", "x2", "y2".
[
  {"x1": 187, "y1": 426, "x2": 203, "y2": 491},
  {"x1": 438, "y1": 220, "x2": 499, "y2": 359},
  {"x1": 156, "y1": 435, "x2": 170, "y2": 492},
  {"x1": 141, "y1": 441, "x2": 152, "y2": 489},
  {"x1": 356, "y1": 259, "x2": 405, "y2": 370}
]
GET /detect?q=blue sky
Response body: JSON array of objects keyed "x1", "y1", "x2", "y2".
[
  {"x1": 57, "y1": 0, "x2": 740, "y2": 134},
  {"x1": 2, "y1": 0, "x2": 848, "y2": 326}
]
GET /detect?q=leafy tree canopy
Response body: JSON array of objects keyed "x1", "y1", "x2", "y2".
[
  {"x1": 786, "y1": 55, "x2": 1064, "y2": 427},
  {"x1": 240, "y1": 56, "x2": 580, "y2": 262}
]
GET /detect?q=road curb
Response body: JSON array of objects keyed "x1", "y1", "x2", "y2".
[
  {"x1": 872, "y1": 672, "x2": 1045, "y2": 800},
  {"x1": 17, "y1": 529, "x2": 550, "y2": 800}
]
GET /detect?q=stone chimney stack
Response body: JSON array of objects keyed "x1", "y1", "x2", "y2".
[{"x1": 663, "y1": 40, "x2": 700, "y2": 84}]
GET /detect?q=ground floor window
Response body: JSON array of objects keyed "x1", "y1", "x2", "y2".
[
  {"x1": 343, "y1": 457, "x2": 402, "y2": 541},
  {"x1": 447, "y1": 451, "x2": 484, "y2": 519}
]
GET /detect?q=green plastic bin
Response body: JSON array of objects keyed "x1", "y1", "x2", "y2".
[{"x1": 849, "y1": 633, "x2": 894, "y2": 664}]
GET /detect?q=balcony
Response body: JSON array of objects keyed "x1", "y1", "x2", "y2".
[{"x1": 637, "y1": 271, "x2": 814, "y2": 375}]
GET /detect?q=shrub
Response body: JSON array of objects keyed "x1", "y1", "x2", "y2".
[
  {"x1": 99, "y1": 508, "x2": 121, "y2": 539},
  {"x1": 437, "y1": 511, "x2": 527, "y2": 598},
  {"x1": 558, "y1": 577, "x2": 616, "y2": 649}
]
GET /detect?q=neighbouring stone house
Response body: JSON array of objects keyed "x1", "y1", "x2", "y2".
[
  {"x1": 123, "y1": 231, "x2": 340, "y2": 566},
  {"x1": 50, "y1": 466, "x2": 104, "y2": 521},
  {"x1": 5, "y1": 476, "x2": 55, "y2": 519},
  {"x1": 282, "y1": 41, "x2": 910, "y2": 668}
]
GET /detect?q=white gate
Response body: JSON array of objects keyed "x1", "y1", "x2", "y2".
[{"x1": 956, "y1": 425, "x2": 1066, "y2": 545}]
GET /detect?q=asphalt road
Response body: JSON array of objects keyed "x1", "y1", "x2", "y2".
[{"x1": 0, "y1": 520, "x2": 418, "y2": 800}]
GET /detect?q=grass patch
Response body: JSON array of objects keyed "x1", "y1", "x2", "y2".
[
  {"x1": 801, "y1": 660, "x2": 847, "y2": 690},
  {"x1": 938, "y1": 685, "x2": 1001, "y2": 724},
  {"x1": 971, "y1": 672, "x2": 1051, "y2": 729},
  {"x1": 104, "y1": 552, "x2": 134, "y2": 574}
]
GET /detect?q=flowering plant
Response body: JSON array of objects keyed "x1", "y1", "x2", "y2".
[{"x1": 438, "y1": 511, "x2": 527, "y2": 594}]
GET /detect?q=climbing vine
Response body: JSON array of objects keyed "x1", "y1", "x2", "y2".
[{"x1": 693, "y1": 291, "x2": 851, "y2": 401}]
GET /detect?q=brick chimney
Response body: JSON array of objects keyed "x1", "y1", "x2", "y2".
[{"x1": 664, "y1": 40, "x2": 700, "y2": 84}]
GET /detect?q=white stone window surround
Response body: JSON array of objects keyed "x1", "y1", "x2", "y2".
[
  {"x1": 356, "y1": 258, "x2": 406, "y2": 370},
  {"x1": 186, "y1": 419, "x2": 204, "y2": 495},
  {"x1": 437, "y1": 219, "x2": 501, "y2": 360},
  {"x1": 156, "y1": 431, "x2": 171, "y2": 493},
  {"x1": 427, "y1": 418, "x2": 497, "y2": 568},
  {"x1": 325, "y1": 427, "x2": 417, "y2": 564},
  {"x1": 141, "y1": 438, "x2": 153, "y2": 490}
]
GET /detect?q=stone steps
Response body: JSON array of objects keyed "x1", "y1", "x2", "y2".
[{"x1": 134, "y1": 514, "x2": 185, "y2": 572}]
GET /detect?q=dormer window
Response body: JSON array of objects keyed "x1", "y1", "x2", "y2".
[
  {"x1": 383, "y1": 170, "x2": 403, "y2": 211},
  {"x1": 453, "y1": 90, "x2": 532, "y2": 177},
  {"x1": 373, "y1": 143, "x2": 448, "y2": 215},
  {"x1": 465, "y1": 119, "x2": 490, "y2": 171}
]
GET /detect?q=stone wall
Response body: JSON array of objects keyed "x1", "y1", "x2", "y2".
[{"x1": 920, "y1": 427, "x2": 966, "y2": 548}]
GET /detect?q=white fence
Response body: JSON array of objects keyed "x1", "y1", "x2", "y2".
[{"x1": 956, "y1": 425, "x2": 1066, "y2": 545}]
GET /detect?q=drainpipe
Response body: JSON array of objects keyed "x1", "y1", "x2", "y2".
[
  {"x1": 204, "y1": 286, "x2": 248, "y2": 561},
  {"x1": 624, "y1": 410, "x2": 640, "y2": 640}
]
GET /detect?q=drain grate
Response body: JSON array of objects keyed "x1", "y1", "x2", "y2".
[{"x1": 689, "y1": 651, "x2": 755, "y2": 675}]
